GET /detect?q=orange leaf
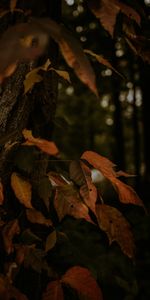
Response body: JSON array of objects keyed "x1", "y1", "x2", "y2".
[
  {"x1": 22, "y1": 129, "x2": 59, "y2": 156},
  {"x1": 42, "y1": 280, "x2": 64, "y2": 300},
  {"x1": 81, "y1": 151, "x2": 145, "y2": 210},
  {"x1": 11, "y1": 173, "x2": 32, "y2": 208},
  {"x1": 2, "y1": 219, "x2": 20, "y2": 254},
  {"x1": 26, "y1": 209, "x2": 52, "y2": 227},
  {"x1": 0, "y1": 179, "x2": 4, "y2": 205},
  {"x1": 87, "y1": 0, "x2": 141, "y2": 37},
  {"x1": 96, "y1": 204, "x2": 135, "y2": 258},
  {"x1": 61, "y1": 266, "x2": 103, "y2": 300},
  {"x1": 54, "y1": 185, "x2": 92, "y2": 223}
]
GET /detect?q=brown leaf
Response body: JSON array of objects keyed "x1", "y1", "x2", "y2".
[
  {"x1": 50, "y1": 67, "x2": 71, "y2": 83},
  {"x1": 84, "y1": 49, "x2": 124, "y2": 78},
  {"x1": 45, "y1": 230, "x2": 57, "y2": 252},
  {"x1": 31, "y1": 18, "x2": 98, "y2": 96},
  {"x1": 80, "y1": 162, "x2": 97, "y2": 214},
  {"x1": 87, "y1": 0, "x2": 141, "y2": 37},
  {"x1": 96, "y1": 204, "x2": 135, "y2": 258},
  {"x1": 81, "y1": 151, "x2": 145, "y2": 210},
  {"x1": 61, "y1": 266, "x2": 103, "y2": 300},
  {"x1": 26, "y1": 209, "x2": 52, "y2": 227},
  {"x1": 0, "y1": 274, "x2": 28, "y2": 300},
  {"x1": 54, "y1": 185, "x2": 92, "y2": 223},
  {"x1": 15, "y1": 244, "x2": 35, "y2": 266},
  {"x1": 22, "y1": 129, "x2": 59, "y2": 156},
  {"x1": 11, "y1": 173, "x2": 32, "y2": 209},
  {"x1": 0, "y1": 179, "x2": 4, "y2": 205},
  {"x1": 2, "y1": 219, "x2": 20, "y2": 254},
  {"x1": 42, "y1": 280, "x2": 64, "y2": 300}
]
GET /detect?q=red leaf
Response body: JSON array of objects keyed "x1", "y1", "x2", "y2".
[
  {"x1": 81, "y1": 151, "x2": 145, "y2": 210},
  {"x1": 0, "y1": 179, "x2": 4, "y2": 205},
  {"x1": 42, "y1": 280, "x2": 64, "y2": 300},
  {"x1": 62, "y1": 266, "x2": 103, "y2": 300}
]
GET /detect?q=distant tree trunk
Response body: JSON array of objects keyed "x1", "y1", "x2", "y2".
[{"x1": 140, "y1": 63, "x2": 150, "y2": 202}]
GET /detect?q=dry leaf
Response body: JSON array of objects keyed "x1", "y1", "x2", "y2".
[
  {"x1": 81, "y1": 151, "x2": 145, "y2": 210},
  {"x1": 69, "y1": 160, "x2": 97, "y2": 214},
  {"x1": 11, "y1": 173, "x2": 32, "y2": 208},
  {"x1": 61, "y1": 266, "x2": 103, "y2": 300},
  {"x1": 42, "y1": 280, "x2": 64, "y2": 300},
  {"x1": 96, "y1": 204, "x2": 135, "y2": 258},
  {"x1": 50, "y1": 67, "x2": 71, "y2": 83},
  {"x1": 29, "y1": 18, "x2": 98, "y2": 96},
  {"x1": 24, "y1": 59, "x2": 51, "y2": 94},
  {"x1": 2, "y1": 219, "x2": 20, "y2": 254},
  {"x1": 48, "y1": 172, "x2": 69, "y2": 187},
  {"x1": 22, "y1": 129, "x2": 59, "y2": 156},
  {"x1": 54, "y1": 185, "x2": 92, "y2": 223},
  {"x1": 84, "y1": 49, "x2": 123, "y2": 78},
  {"x1": 87, "y1": 0, "x2": 141, "y2": 37},
  {"x1": 26, "y1": 209, "x2": 52, "y2": 227},
  {"x1": 0, "y1": 179, "x2": 4, "y2": 205},
  {"x1": 45, "y1": 230, "x2": 57, "y2": 252}
]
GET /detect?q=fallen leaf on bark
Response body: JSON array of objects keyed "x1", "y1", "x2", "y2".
[
  {"x1": 96, "y1": 204, "x2": 135, "y2": 258},
  {"x1": 61, "y1": 266, "x2": 103, "y2": 300},
  {"x1": 2, "y1": 219, "x2": 20, "y2": 254},
  {"x1": 11, "y1": 172, "x2": 32, "y2": 209},
  {"x1": 23, "y1": 129, "x2": 59, "y2": 156}
]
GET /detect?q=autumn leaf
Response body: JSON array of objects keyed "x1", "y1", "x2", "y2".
[
  {"x1": 22, "y1": 129, "x2": 59, "y2": 156},
  {"x1": 84, "y1": 49, "x2": 124, "y2": 78},
  {"x1": 2, "y1": 219, "x2": 20, "y2": 254},
  {"x1": 24, "y1": 59, "x2": 51, "y2": 94},
  {"x1": 0, "y1": 179, "x2": 4, "y2": 205},
  {"x1": 61, "y1": 266, "x2": 103, "y2": 300},
  {"x1": 54, "y1": 185, "x2": 92, "y2": 223},
  {"x1": 50, "y1": 67, "x2": 71, "y2": 83},
  {"x1": 32, "y1": 18, "x2": 98, "y2": 96},
  {"x1": 87, "y1": 0, "x2": 141, "y2": 37},
  {"x1": 11, "y1": 172, "x2": 32, "y2": 208},
  {"x1": 15, "y1": 244, "x2": 35, "y2": 266},
  {"x1": 42, "y1": 280, "x2": 64, "y2": 300},
  {"x1": 96, "y1": 204, "x2": 135, "y2": 258},
  {"x1": 0, "y1": 274, "x2": 28, "y2": 300},
  {"x1": 81, "y1": 151, "x2": 145, "y2": 210},
  {"x1": 26, "y1": 209, "x2": 52, "y2": 227},
  {"x1": 45, "y1": 230, "x2": 57, "y2": 252},
  {"x1": 69, "y1": 160, "x2": 97, "y2": 214}
]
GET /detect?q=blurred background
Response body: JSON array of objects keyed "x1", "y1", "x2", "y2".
[{"x1": 53, "y1": 0, "x2": 150, "y2": 205}]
